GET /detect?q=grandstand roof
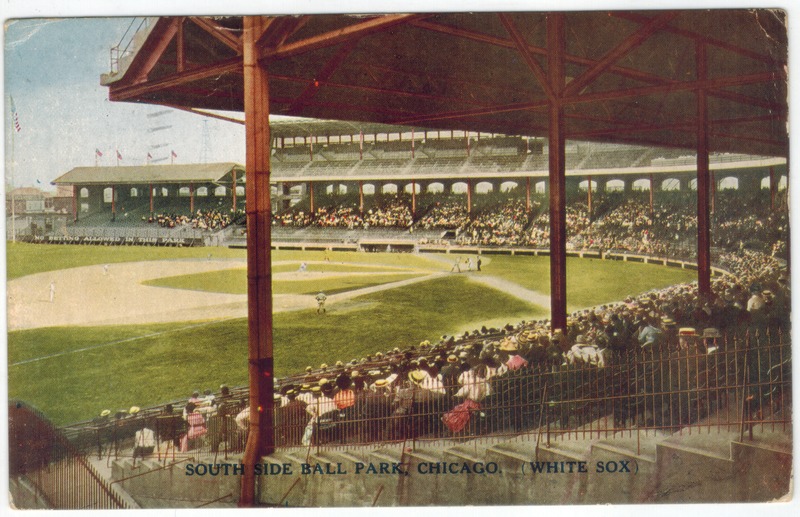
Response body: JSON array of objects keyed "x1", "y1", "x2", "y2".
[
  {"x1": 269, "y1": 118, "x2": 420, "y2": 139},
  {"x1": 103, "y1": 11, "x2": 787, "y2": 158},
  {"x1": 52, "y1": 162, "x2": 245, "y2": 186}
]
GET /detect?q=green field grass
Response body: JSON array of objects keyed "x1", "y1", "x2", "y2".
[
  {"x1": 143, "y1": 268, "x2": 424, "y2": 295},
  {"x1": 6, "y1": 243, "x2": 447, "y2": 280},
  {"x1": 481, "y1": 255, "x2": 696, "y2": 310},
  {"x1": 8, "y1": 275, "x2": 542, "y2": 425},
  {"x1": 7, "y1": 243, "x2": 700, "y2": 425}
]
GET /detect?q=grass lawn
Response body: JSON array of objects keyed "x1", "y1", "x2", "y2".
[
  {"x1": 143, "y1": 268, "x2": 424, "y2": 295},
  {"x1": 6, "y1": 243, "x2": 447, "y2": 280},
  {"x1": 481, "y1": 255, "x2": 696, "y2": 310},
  {"x1": 8, "y1": 275, "x2": 542, "y2": 425}
]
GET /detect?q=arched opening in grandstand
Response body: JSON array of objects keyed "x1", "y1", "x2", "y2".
[
  {"x1": 578, "y1": 180, "x2": 597, "y2": 191},
  {"x1": 214, "y1": 186, "x2": 227, "y2": 197},
  {"x1": 632, "y1": 179, "x2": 651, "y2": 191},
  {"x1": 404, "y1": 183, "x2": 420, "y2": 194},
  {"x1": 661, "y1": 178, "x2": 680, "y2": 191},
  {"x1": 761, "y1": 177, "x2": 771, "y2": 189},
  {"x1": 381, "y1": 184, "x2": 398, "y2": 194},
  {"x1": 689, "y1": 179, "x2": 698, "y2": 190},
  {"x1": 79, "y1": 188, "x2": 88, "y2": 198},
  {"x1": 451, "y1": 182, "x2": 468, "y2": 194},
  {"x1": 719, "y1": 177, "x2": 739, "y2": 190},
  {"x1": 362, "y1": 184, "x2": 376, "y2": 195},
  {"x1": 196, "y1": 187, "x2": 208, "y2": 197},
  {"x1": 236, "y1": 186, "x2": 245, "y2": 197},
  {"x1": 535, "y1": 181, "x2": 546, "y2": 194},
  {"x1": 778, "y1": 175, "x2": 787, "y2": 190},
  {"x1": 289, "y1": 185, "x2": 304, "y2": 196},
  {"x1": 130, "y1": 188, "x2": 138, "y2": 197},
  {"x1": 103, "y1": 187, "x2": 114, "y2": 203},
  {"x1": 605, "y1": 179, "x2": 625, "y2": 192},
  {"x1": 500, "y1": 181, "x2": 519, "y2": 192},
  {"x1": 427, "y1": 182, "x2": 444, "y2": 194},
  {"x1": 160, "y1": 187, "x2": 169, "y2": 197},
  {"x1": 178, "y1": 187, "x2": 191, "y2": 197},
  {"x1": 476, "y1": 181, "x2": 494, "y2": 194}
]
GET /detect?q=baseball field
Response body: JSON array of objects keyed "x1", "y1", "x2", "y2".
[{"x1": 6, "y1": 242, "x2": 696, "y2": 425}]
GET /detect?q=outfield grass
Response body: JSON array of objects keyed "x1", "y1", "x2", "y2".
[
  {"x1": 8, "y1": 275, "x2": 542, "y2": 425},
  {"x1": 143, "y1": 268, "x2": 424, "y2": 295},
  {"x1": 6, "y1": 243, "x2": 447, "y2": 280},
  {"x1": 481, "y1": 255, "x2": 696, "y2": 310}
]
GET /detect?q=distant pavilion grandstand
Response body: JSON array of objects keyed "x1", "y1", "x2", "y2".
[{"x1": 39, "y1": 118, "x2": 786, "y2": 249}]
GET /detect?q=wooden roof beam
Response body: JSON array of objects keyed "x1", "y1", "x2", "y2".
[
  {"x1": 498, "y1": 14, "x2": 554, "y2": 102},
  {"x1": 189, "y1": 17, "x2": 243, "y2": 54},
  {"x1": 260, "y1": 14, "x2": 425, "y2": 61},
  {"x1": 611, "y1": 11, "x2": 785, "y2": 65},
  {"x1": 124, "y1": 18, "x2": 181, "y2": 85},
  {"x1": 410, "y1": 19, "x2": 677, "y2": 87},
  {"x1": 109, "y1": 56, "x2": 242, "y2": 101},
  {"x1": 392, "y1": 100, "x2": 549, "y2": 126},
  {"x1": 564, "y1": 70, "x2": 784, "y2": 106},
  {"x1": 288, "y1": 39, "x2": 360, "y2": 113},
  {"x1": 563, "y1": 11, "x2": 680, "y2": 97}
]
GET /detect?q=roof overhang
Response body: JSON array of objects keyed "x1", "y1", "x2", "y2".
[{"x1": 103, "y1": 11, "x2": 788, "y2": 159}]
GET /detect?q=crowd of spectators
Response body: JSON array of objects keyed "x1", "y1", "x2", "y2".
[
  {"x1": 416, "y1": 200, "x2": 471, "y2": 230},
  {"x1": 148, "y1": 208, "x2": 239, "y2": 231},
  {"x1": 456, "y1": 200, "x2": 532, "y2": 246}
]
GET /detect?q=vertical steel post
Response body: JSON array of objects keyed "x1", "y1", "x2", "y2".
[
  {"x1": 769, "y1": 166, "x2": 776, "y2": 210},
  {"x1": 72, "y1": 186, "x2": 78, "y2": 222},
  {"x1": 548, "y1": 13, "x2": 568, "y2": 333},
  {"x1": 526, "y1": 177, "x2": 531, "y2": 212},
  {"x1": 696, "y1": 41, "x2": 712, "y2": 297},
  {"x1": 649, "y1": 173, "x2": 654, "y2": 216},
  {"x1": 587, "y1": 174, "x2": 593, "y2": 219},
  {"x1": 232, "y1": 170, "x2": 237, "y2": 212},
  {"x1": 240, "y1": 15, "x2": 276, "y2": 507}
]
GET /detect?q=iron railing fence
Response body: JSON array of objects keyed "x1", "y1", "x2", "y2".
[
  {"x1": 52, "y1": 325, "x2": 789, "y2": 464},
  {"x1": 9, "y1": 402, "x2": 131, "y2": 509}
]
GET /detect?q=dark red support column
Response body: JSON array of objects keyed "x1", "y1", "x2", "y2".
[
  {"x1": 309, "y1": 181, "x2": 315, "y2": 213},
  {"x1": 240, "y1": 15, "x2": 275, "y2": 507},
  {"x1": 189, "y1": 182, "x2": 195, "y2": 213},
  {"x1": 72, "y1": 186, "x2": 78, "y2": 222},
  {"x1": 149, "y1": 183, "x2": 154, "y2": 214},
  {"x1": 111, "y1": 186, "x2": 116, "y2": 219},
  {"x1": 587, "y1": 174, "x2": 593, "y2": 220},
  {"x1": 526, "y1": 177, "x2": 531, "y2": 212},
  {"x1": 359, "y1": 180, "x2": 364, "y2": 213},
  {"x1": 696, "y1": 41, "x2": 712, "y2": 298},
  {"x1": 769, "y1": 166, "x2": 776, "y2": 210},
  {"x1": 466, "y1": 178, "x2": 473, "y2": 214},
  {"x1": 548, "y1": 13, "x2": 568, "y2": 335},
  {"x1": 649, "y1": 173, "x2": 654, "y2": 216},
  {"x1": 232, "y1": 171, "x2": 237, "y2": 212},
  {"x1": 411, "y1": 180, "x2": 417, "y2": 216}
]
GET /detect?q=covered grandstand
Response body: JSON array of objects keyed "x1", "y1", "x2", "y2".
[{"x1": 8, "y1": 11, "x2": 790, "y2": 508}]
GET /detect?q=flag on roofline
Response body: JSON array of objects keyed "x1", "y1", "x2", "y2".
[
  {"x1": 116, "y1": 150, "x2": 123, "y2": 160},
  {"x1": 171, "y1": 150, "x2": 177, "y2": 158},
  {"x1": 147, "y1": 152, "x2": 153, "y2": 159},
  {"x1": 95, "y1": 148, "x2": 103, "y2": 157},
  {"x1": 10, "y1": 96, "x2": 21, "y2": 132}
]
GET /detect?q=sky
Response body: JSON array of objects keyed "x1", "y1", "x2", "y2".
[{"x1": 4, "y1": 17, "x2": 246, "y2": 191}]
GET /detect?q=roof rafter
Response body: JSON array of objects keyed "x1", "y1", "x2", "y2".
[
  {"x1": 110, "y1": 57, "x2": 243, "y2": 101},
  {"x1": 189, "y1": 17, "x2": 243, "y2": 54},
  {"x1": 260, "y1": 14, "x2": 426, "y2": 61},
  {"x1": 498, "y1": 14, "x2": 554, "y2": 102},
  {"x1": 563, "y1": 11, "x2": 680, "y2": 97},
  {"x1": 288, "y1": 38, "x2": 361, "y2": 113}
]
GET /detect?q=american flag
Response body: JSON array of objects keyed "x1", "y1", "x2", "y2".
[
  {"x1": 10, "y1": 96, "x2": 21, "y2": 132},
  {"x1": 147, "y1": 152, "x2": 153, "y2": 160},
  {"x1": 171, "y1": 150, "x2": 177, "y2": 158},
  {"x1": 116, "y1": 150, "x2": 123, "y2": 160},
  {"x1": 95, "y1": 148, "x2": 103, "y2": 157}
]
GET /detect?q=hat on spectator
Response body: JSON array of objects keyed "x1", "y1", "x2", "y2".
[
  {"x1": 318, "y1": 378, "x2": 329, "y2": 386},
  {"x1": 335, "y1": 360, "x2": 344, "y2": 367},
  {"x1": 374, "y1": 379, "x2": 389, "y2": 388},
  {"x1": 100, "y1": 409, "x2": 111, "y2": 417},
  {"x1": 679, "y1": 327, "x2": 696, "y2": 336},
  {"x1": 408, "y1": 370, "x2": 427, "y2": 384},
  {"x1": 320, "y1": 363, "x2": 328, "y2": 370},
  {"x1": 661, "y1": 317, "x2": 676, "y2": 327},
  {"x1": 447, "y1": 354, "x2": 458, "y2": 363},
  {"x1": 129, "y1": 406, "x2": 140, "y2": 415},
  {"x1": 305, "y1": 366, "x2": 313, "y2": 373}
]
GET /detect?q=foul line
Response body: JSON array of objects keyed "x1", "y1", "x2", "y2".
[{"x1": 9, "y1": 319, "x2": 238, "y2": 367}]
